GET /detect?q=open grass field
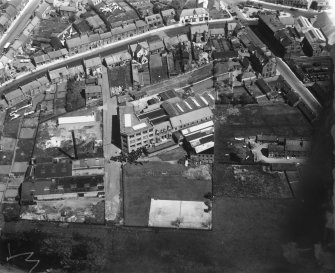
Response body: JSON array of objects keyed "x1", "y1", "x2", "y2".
[
  {"x1": 215, "y1": 104, "x2": 313, "y2": 139},
  {"x1": 2, "y1": 116, "x2": 21, "y2": 138},
  {"x1": 0, "y1": 151, "x2": 14, "y2": 165},
  {"x1": 14, "y1": 139, "x2": 34, "y2": 162},
  {"x1": 0, "y1": 137, "x2": 16, "y2": 151},
  {"x1": 2, "y1": 196, "x2": 307, "y2": 273},
  {"x1": 213, "y1": 163, "x2": 292, "y2": 199},
  {"x1": 22, "y1": 117, "x2": 39, "y2": 128},
  {"x1": 123, "y1": 162, "x2": 211, "y2": 227},
  {"x1": 19, "y1": 127, "x2": 35, "y2": 139}
]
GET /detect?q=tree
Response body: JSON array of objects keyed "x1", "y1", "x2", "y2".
[
  {"x1": 309, "y1": 1, "x2": 318, "y2": 10},
  {"x1": 219, "y1": 93, "x2": 230, "y2": 104},
  {"x1": 153, "y1": 3, "x2": 162, "y2": 14},
  {"x1": 69, "y1": 14, "x2": 76, "y2": 23},
  {"x1": 239, "y1": 93, "x2": 255, "y2": 106},
  {"x1": 170, "y1": 0, "x2": 184, "y2": 12}
]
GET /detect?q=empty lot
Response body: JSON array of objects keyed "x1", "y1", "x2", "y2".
[
  {"x1": 123, "y1": 162, "x2": 212, "y2": 227},
  {"x1": 215, "y1": 104, "x2": 313, "y2": 139}
]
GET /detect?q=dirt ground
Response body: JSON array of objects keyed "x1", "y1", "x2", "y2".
[
  {"x1": 2, "y1": 196, "x2": 313, "y2": 273},
  {"x1": 214, "y1": 163, "x2": 292, "y2": 198},
  {"x1": 156, "y1": 146, "x2": 187, "y2": 161},
  {"x1": 33, "y1": 112, "x2": 103, "y2": 160},
  {"x1": 20, "y1": 198, "x2": 105, "y2": 224}
]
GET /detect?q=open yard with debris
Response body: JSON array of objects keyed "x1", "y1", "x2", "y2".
[
  {"x1": 66, "y1": 80, "x2": 86, "y2": 112},
  {"x1": 123, "y1": 162, "x2": 212, "y2": 227},
  {"x1": 213, "y1": 163, "x2": 292, "y2": 199},
  {"x1": 3, "y1": 196, "x2": 305, "y2": 273},
  {"x1": 33, "y1": 108, "x2": 103, "y2": 160},
  {"x1": 33, "y1": 18, "x2": 70, "y2": 39},
  {"x1": 20, "y1": 198, "x2": 105, "y2": 224},
  {"x1": 156, "y1": 146, "x2": 187, "y2": 161},
  {"x1": 214, "y1": 104, "x2": 313, "y2": 138}
]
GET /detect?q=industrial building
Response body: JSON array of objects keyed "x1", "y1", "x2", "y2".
[{"x1": 118, "y1": 91, "x2": 215, "y2": 153}]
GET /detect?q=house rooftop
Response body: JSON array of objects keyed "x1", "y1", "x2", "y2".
[
  {"x1": 49, "y1": 66, "x2": 69, "y2": 80},
  {"x1": 169, "y1": 106, "x2": 213, "y2": 128},
  {"x1": 4, "y1": 89, "x2": 24, "y2": 101},
  {"x1": 85, "y1": 85, "x2": 102, "y2": 94},
  {"x1": 84, "y1": 57, "x2": 102, "y2": 68},
  {"x1": 34, "y1": 162, "x2": 72, "y2": 179},
  {"x1": 180, "y1": 8, "x2": 209, "y2": 18},
  {"x1": 259, "y1": 14, "x2": 285, "y2": 33},
  {"x1": 105, "y1": 51, "x2": 131, "y2": 66},
  {"x1": 148, "y1": 39, "x2": 165, "y2": 52}
]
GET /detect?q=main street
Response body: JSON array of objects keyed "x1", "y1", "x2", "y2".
[
  {"x1": 0, "y1": 0, "x2": 40, "y2": 51},
  {"x1": 276, "y1": 57, "x2": 322, "y2": 113},
  {"x1": 0, "y1": 18, "x2": 238, "y2": 94}
]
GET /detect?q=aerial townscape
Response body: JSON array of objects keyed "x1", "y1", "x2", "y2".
[{"x1": 0, "y1": 0, "x2": 334, "y2": 272}]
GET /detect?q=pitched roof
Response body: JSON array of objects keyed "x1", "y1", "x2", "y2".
[
  {"x1": 5, "y1": 5, "x2": 17, "y2": 18},
  {"x1": 37, "y1": 76, "x2": 50, "y2": 86},
  {"x1": 84, "y1": 57, "x2": 101, "y2": 68},
  {"x1": 135, "y1": 20, "x2": 147, "y2": 28},
  {"x1": 180, "y1": 8, "x2": 208, "y2": 18},
  {"x1": 100, "y1": 31, "x2": 112, "y2": 39},
  {"x1": 59, "y1": 5, "x2": 76, "y2": 12},
  {"x1": 89, "y1": 33, "x2": 101, "y2": 43},
  {"x1": 48, "y1": 50, "x2": 62, "y2": 59},
  {"x1": 169, "y1": 106, "x2": 213, "y2": 128},
  {"x1": 49, "y1": 66, "x2": 69, "y2": 80},
  {"x1": 66, "y1": 36, "x2": 81, "y2": 48},
  {"x1": 123, "y1": 23, "x2": 136, "y2": 32},
  {"x1": 105, "y1": 51, "x2": 131, "y2": 65},
  {"x1": 148, "y1": 39, "x2": 164, "y2": 51},
  {"x1": 5, "y1": 89, "x2": 24, "y2": 101}
]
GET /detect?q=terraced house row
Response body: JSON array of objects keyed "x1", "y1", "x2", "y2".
[{"x1": 64, "y1": 17, "x2": 161, "y2": 55}]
